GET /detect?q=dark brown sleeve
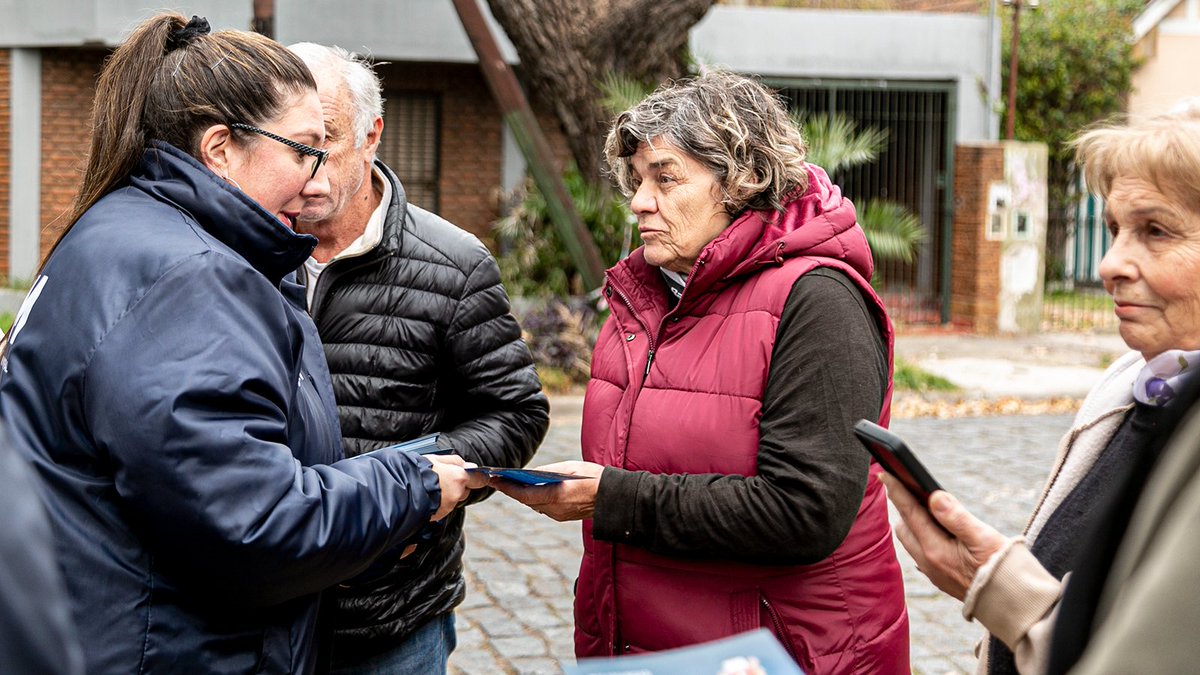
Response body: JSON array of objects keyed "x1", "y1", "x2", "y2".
[{"x1": 592, "y1": 268, "x2": 886, "y2": 564}]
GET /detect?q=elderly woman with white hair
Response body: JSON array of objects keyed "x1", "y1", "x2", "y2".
[
  {"x1": 494, "y1": 70, "x2": 909, "y2": 673},
  {"x1": 883, "y1": 109, "x2": 1200, "y2": 675}
]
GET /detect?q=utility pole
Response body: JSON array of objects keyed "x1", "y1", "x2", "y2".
[
  {"x1": 451, "y1": 0, "x2": 607, "y2": 293},
  {"x1": 1004, "y1": 0, "x2": 1037, "y2": 140},
  {"x1": 251, "y1": 0, "x2": 274, "y2": 38}
]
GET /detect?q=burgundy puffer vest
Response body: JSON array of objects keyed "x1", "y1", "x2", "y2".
[{"x1": 576, "y1": 166, "x2": 909, "y2": 673}]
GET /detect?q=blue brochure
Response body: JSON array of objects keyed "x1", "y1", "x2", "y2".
[
  {"x1": 467, "y1": 467, "x2": 587, "y2": 486},
  {"x1": 372, "y1": 433, "x2": 450, "y2": 456},
  {"x1": 565, "y1": 629, "x2": 804, "y2": 675},
  {"x1": 374, "y1": 434, "x2": 578, "y2": 485}
]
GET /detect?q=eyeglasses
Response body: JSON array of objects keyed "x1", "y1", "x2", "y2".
[{"x1": 230, "y1": 122, "x2": 329, "y2": 179}]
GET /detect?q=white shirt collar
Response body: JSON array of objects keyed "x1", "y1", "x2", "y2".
[{"x1": 326, "y1": 165, "x2": 391, "y2": 262}]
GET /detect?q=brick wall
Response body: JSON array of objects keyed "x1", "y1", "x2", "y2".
[
  {"x1": 375, "y1": 62, "x2": 500, "y2": 238},
  {"x1": 30, "y1": 55, "x2": 565, "y2": 254},
  {"x1": 951, "y1": 143, "x2": 1004, "y2": 332},
  {"x1": 40, "y1": 49, "x2": 104, "y2": 260},
  {"x1": 0, "y1": 49, "x2": 11, "y2": 280}
]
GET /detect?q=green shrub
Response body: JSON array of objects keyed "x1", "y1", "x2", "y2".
[
  {"x1": 512, "y1": 296, "x2": 602, "y2": 389},
  {"x1": 534, "y1": 366, "x2": 581, "y2": 394},
  {"x1": 496, "y1": 165, "x2": 636, "y2": 297}
]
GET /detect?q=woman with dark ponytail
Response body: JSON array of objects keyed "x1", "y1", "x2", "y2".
[{"x1": 0, "y1": 13, "x2": 485, "y2": 673}]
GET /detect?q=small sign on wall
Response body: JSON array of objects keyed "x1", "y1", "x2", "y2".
[
  {"x1": 1013, "y1": 211, "x2": 1032, "y2": 239},
  {"x1": 987, "y1": 182, "x2": 1011, "y2": 241}
]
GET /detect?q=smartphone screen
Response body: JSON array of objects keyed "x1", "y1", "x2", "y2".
[{"x1": 853, "y1": 419, "x2": 943, "y2": 505}]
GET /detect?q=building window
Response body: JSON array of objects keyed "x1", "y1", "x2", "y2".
[{"x1": 378, "y1": 92, "x2": 441, "y2": 211}]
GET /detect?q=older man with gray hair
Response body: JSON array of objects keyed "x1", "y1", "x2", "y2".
[{"x1": 287, "y1": 43, "x2": 549, "y2": 674}]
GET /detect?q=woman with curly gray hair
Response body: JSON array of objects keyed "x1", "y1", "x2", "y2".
[{"x1": 495, "y1": 70, "x2": 908, "y2": 673}]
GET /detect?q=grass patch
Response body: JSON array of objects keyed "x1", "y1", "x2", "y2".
[
  {"x1": 1041, "y1": 288, "x2": 1117, "y2": 331},
  {"x1": 536, "y1": 365, "x2": 584, "y2": 395},
  {"x1": 894, "y1": 358, "x2": 958, "y2": 393},
  {"x1": 1044, "y1": 288, "x2": 1114, "y2": 312},
  {"x1": 0, "y1": 312, "x2": 13, "y2": 334}
]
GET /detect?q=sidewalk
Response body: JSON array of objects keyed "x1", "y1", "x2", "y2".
[{"x1": 895, "y1": 329, "x2": 1129, "y2": 400}]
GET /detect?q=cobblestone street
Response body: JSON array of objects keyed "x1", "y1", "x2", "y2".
[{"x1": 448, "y1": 397, "x2": 1073, "y2": 674}]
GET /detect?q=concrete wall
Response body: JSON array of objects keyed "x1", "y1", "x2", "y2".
[
  {"x1": 998, "y1": 142, "x2": 1047, "y2": 333},
  {"x1": 0, "y1": 0, "x2": 250, "y2": 47},
  {"x1": 8, "y1": 48, "x2": 41, "y2": 284},
  {"x1": 275, "y1": 0, "x2": 517, "y2": 63},
  {"x1": 0, "y1": 49, "x2": 9, "y2": 281},
  {"x1": 691, "y1": 6, "x2": 1000, "y2": 142}
]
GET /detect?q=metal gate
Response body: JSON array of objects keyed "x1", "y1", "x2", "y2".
[
  {"x1": 771, "y1": 80, "x2": 955, "y2": 325},
  {"x1": 1043, "y1": 172, "x2": 1117, "y2": 331}
]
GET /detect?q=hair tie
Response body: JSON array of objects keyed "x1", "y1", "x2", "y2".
[{"x1": 167, "y1": 15, "x2": 211, "y2": 52}]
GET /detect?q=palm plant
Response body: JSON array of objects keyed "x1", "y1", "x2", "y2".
[
  {"x1": 854, "y1": 199, "x2": 926, "y2": 264},
  {"x1": 795, "y1": 111, "x2": 925, "y2": 263},
  {"x1": 800, "y1": 112, "x2": 889, "y2": 175}
]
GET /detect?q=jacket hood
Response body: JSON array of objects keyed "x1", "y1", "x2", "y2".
[
  {"x1": 130, "y1": 142, "x2": 317, "y2": 283},
  {"x1": 725, "y1": 163, "x2": 873, "y2": 281}
]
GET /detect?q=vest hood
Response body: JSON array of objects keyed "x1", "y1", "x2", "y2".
[{"x1": 731, "y1": 163, "x2": 872, "y2": 279}]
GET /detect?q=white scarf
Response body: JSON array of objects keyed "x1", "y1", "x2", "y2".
[{"x1": 1132, "y1": 349, "x2": 1200, "y2": 406}]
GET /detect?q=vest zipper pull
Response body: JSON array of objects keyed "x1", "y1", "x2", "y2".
[{"x1": 643, "y1": 348, "x2": 655, "y2": 379}]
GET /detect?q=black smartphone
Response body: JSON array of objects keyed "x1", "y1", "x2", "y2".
[{"x1": 853, "y1": 419, "x2": 943, "y2": 506}]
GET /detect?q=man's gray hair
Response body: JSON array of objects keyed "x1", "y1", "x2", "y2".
[
  {"x1": 604, "y1": 70, "x2": 809, "y2": 215},
  {"x1": 288, "y1": 42, "x2": 383, "y2": 150}
]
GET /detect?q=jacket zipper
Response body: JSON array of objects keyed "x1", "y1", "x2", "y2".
[
  {"x1": 603, "y1": 276, "x2": 659, "y2": 655},
  {"x1": 609, "y1": 282, "x2": 657, "y2": 383},
  {"x1": 761, "y1": 596, "x2": 799, "y2": 663},
  {"x1": 307, "y1": 252, "x2": 386, "y2": 323}
]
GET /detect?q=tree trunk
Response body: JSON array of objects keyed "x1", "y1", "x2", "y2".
[{"x1": 483, "y1": 0, "x2": 716, "y2": 185}]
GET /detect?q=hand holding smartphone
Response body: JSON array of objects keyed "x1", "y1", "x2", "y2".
[{"x1": 853, "y1": 420, "x2": 943, "y2": 506}]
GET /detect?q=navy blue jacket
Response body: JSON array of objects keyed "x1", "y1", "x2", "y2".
[
  {"x1": 0, "y1": 422, "x2": 84, "y2": 674},
  {"x1": 0, "y1": 143, "x2": 441, "y2": 674}
]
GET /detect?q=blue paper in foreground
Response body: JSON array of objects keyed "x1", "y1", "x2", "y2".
[{"x1": 564, "y1": 629, "x2": 804, "y2": 675}]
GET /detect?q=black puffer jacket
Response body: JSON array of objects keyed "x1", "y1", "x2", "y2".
[{"x1": 305, "y1": 161, "x2": 549, "y2": 658}]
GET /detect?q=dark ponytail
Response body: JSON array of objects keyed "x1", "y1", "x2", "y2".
[
  {"x1": 46, "y1": 12, "x2": 315, "y2": 269},
  {"x1": 68, "y1": 13, "x2": 183, "y2": 233}
]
